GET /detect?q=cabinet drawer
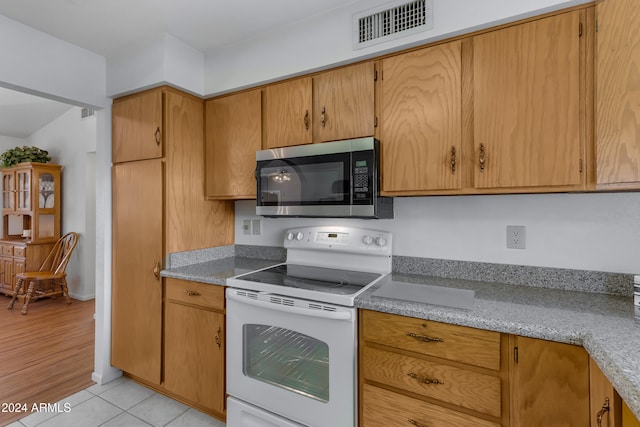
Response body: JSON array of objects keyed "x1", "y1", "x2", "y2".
[
  {"x1": 1, "y1": 245, "x2": 13, "y2": 256},
  {"x1": 362, "y1": 384, "x2": 500, "y2": 427},
  {"x1": 362, "y1": 346, "x2": 501, "y2": 417},
  {"x1": 14, "y1": 247, "x2": 25, "y2": 257},
  {"x1": 361, "y1": 310, "x2": 501, "y2": 370},
  {"x1": 166, "y1": 279, "x2": 224, "y2": 310}
]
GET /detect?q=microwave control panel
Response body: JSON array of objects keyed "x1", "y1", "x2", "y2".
[{"x1": 352, "y1": 150, "x2": 375, "y2": 203}]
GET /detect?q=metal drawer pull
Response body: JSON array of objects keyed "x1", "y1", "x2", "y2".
[
  {"x1": 479, "y1": 143, "x2": 486, "y2": 171},
  {"x1": 154, "y1": 126, "x2": 161, "y2": 146},
  {"x1": 450, "y1": 146, "x2": 457, "y2": 174},
  {"x1": 215, "y1": 326, "x2": 221, "y2": 350},
  {"x1": 406, "y1": 332, "x2": 443, "y2": 343},
  {"x1": 304, "y1": 110, "x2": 309, "y2": 130},
  {"x1": 321, "y1": 106, "x2": 326, "y2": 128},
  {"x1": 596, "y1": 397, "x2": 610, "y2": 427},
  {"x1": 407, "y1": 372, "x2": 444, "y2": 385},
  {"x1": 185, "y1": 290, "x2": 201, "y2": 297},
  {"x1": 153, "y1": 261, "x2": 161, "y2": 281},
  {"x1": 407, "y1": 419, "x2": 428, "y2": 427}
]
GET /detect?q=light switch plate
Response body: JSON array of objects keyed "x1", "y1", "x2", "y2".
[{"x1": 243, "y1": 220, "x2": 251, "y2": 235}]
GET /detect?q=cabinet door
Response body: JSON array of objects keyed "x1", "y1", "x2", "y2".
[
  {"x1": 590, "y1": 358, "x2": 622, "y2": 427},
  {"x1": 595, "y1": 0, "x2": 640, "y2": 188},
  {"x1": 112, "y1": 89, "x2": 163, "y2": 163},
  {"x1": 111, "y1": 159, "x2": 163, "y2": 385},
  {"x1": 164, "y1": 91, "x2": 234, "y2": 254},
  {"x1": 0, "y1": 256, "x2": 13, "y2": 291},
  {"x1": 164, "y1": 300, "x2": 225, "y2": 414},
  {"x1": 2, "y1": 171, "x2": 15, "y2": 213},
  {"x1": 12, "y1": 258, "x2": 25, "y2": 290},
  {"x1": 205, "y1": 89, "x2": 262, "y2": 199},
  {"x1": 381, "y1": 41, "x2": 462, "y2": 194},
  {"x1": 264, "y1": 77, "x2": 313, "y2": 148},
  {"x1": 510, "y1": 336, "x2": 589, "y2": 427},
  {"x1": 313, "y1": 61, "x2": 375, "y2": 142},
  {"x1": 473, "y1": 11, "x2": 583, "y2": 190}
]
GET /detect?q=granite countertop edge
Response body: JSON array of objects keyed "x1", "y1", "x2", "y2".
[{"x1": 161, "y1": 257, "x2": 640, "y2": 420}]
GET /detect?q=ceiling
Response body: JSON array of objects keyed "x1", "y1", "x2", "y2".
[
  {"x1": 0, "y1": 0, "x2": 367, "y2": 138},
  {"x1": 0, "y1": 0, "x2": 363, "y2": 57},
  {"x1": 0, "y1": 87, "x2": 74, "y2": 139}
]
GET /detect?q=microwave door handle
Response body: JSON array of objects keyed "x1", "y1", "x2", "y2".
[{"x1": 227, "y1": 291, "x2": 352, "y2": 321}]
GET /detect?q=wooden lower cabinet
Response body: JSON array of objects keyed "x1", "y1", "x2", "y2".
[
  {"x1": 0, "y1": 241, "x2": 53, "y2": 295},
  {"x1": 359, "y1": 310, "x2": 507, "y2": 426},
  {"x1": 164, "y1": 278, "x2": 225, "y2": 418},
  {"x1": 510, "y1": 336, "x2": 590, "y2": 427},
  {"x1": 360, "y1": 310, "x2": 597, "y2": 427},
  {"x1": 361, "y1": 383, "x2": 500, "y2": 427}
]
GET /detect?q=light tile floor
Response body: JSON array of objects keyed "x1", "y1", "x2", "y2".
[{"x1": 8, "y1": 376, "x2": 225, "y2": 427}]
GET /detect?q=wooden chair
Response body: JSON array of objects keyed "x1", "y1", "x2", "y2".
[{"x1": 8, "y1": 232, "x2": 78, "y2": 315}]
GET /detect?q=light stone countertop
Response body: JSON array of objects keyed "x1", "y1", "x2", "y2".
[
  {"x1": 161, "y1": 256, "x2": 640, "y2": 420},
  {"x1": 160, "y1": 256, "x2": 280, "y2": 285},
  {"x1": 356, "y1": 273, "x2": 640, "y2": 420}
]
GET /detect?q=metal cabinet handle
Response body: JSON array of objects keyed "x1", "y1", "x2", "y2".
[
  {"x1": 304, "y1": 110, "x2": 310, "y2": 130},
  {"x1": 596, "y1": 398, "x2": 610, "y2": 427},
  {"x1": 154, "y1": 126, "x2": 161, "y2": 146},
  {"x1": 153, "y1": 261, "x2": 161, "y2": 281},
  {"x1": 450, "y1": 146, "x2": 457, "y2": 174},
  {"x1": 406, "y1": 332, "x2": 443, "y2": 343},
  {"x1": 215, "y1": 326, "x2": 222, "y2": 350},
  {"x1": 479, "y1": 143, "x2": 486, "y2": 171},
  {"x1": 321, "y1": 106, "x2": 326, "y2": 128},
  {"x1": 407, "y1": 419, "x2": 429, "y2": 427},
  {"x1": 407, "y1": 372, "x2": 444, "y2": 385},
  {"x1": 185, "y1": 290, "x2": 201, "y2": 297}
]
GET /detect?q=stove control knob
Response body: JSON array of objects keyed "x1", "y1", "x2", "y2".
[
  {"x1": 286, "y1": 232, "x2": 294, "y2": 241},
  {"x1": 296, "y1": 232, "x2": 304, "y2": 241},
  {"x1": 375, "y1": 237, "x2": 387, "y2": 247},
  {"x1": 362, "y1": 235, "x2": 373, "y2": 245}
]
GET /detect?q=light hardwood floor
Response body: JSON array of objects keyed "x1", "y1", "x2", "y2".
[{"x1": 0, "y1": 296, "x2": 95, "y2": 427}]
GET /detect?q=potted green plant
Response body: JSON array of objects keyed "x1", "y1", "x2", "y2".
[{"x1": 0, "y1": 146, "x2": 52, "y2": 168}]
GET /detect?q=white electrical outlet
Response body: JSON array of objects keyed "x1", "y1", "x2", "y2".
[{"x1": 506, "y1": 225, "x2": 526, "y2": 249}]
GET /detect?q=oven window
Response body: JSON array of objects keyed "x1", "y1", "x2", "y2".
[{"x1": 243, "y1": 324, "x2": 329, "y2": 402}]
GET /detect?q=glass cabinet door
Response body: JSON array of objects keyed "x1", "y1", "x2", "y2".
[
  {"x1": 16, "y1": 170, "x2": 31, "y2": 211},
  {"x1": 2, "y1": 173, "x2": 14, "y2": 211},
  {"x1": 38, "y1": 173, "x2": 55, "y2": 209}
]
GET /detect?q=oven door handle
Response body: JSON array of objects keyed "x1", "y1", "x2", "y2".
[{"x1": 227, "y1": 291, "x2": 353, "y2": 321}]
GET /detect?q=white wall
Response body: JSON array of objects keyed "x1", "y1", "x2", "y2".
[
  {"x1": 106, "y1": 33, "x2": 204, "y2": 97},
  {"x1": 203, "y1": 0, "x2": 589, "y2": 95},
  {"x1": 0, "y1": 12, "x2": 117, "y2": 384},
  {"x1": 28, "y1": 107, "x2": 97, "y2": 300},
  {"x1": 235, "y1": 192, "x2": 640, "y2": 275}
]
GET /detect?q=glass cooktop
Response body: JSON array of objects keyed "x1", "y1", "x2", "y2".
[{"x1": 235, "y1": 264, "x2": 382, "y2": 296}]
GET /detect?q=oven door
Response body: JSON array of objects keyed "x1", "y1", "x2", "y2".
[{"x1": 226, "y1": 288, "x2": 357, "y2": 427}]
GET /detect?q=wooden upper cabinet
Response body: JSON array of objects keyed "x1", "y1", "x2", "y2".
[
  {"x1": 510, "y1": 336, "x2": 590, "y2": 427},
  {"x1": 313, "y1": 61, "x2": 376, "y2": 143},
  {"x1": 112, "y1": 89, "x2": 163, "y2": 163},
  {"x1": 473, "y1": 11, "x2": 585, "y2": 190},
  {"x1": 205, "y1": 89, "x2": 262, "y2": 199},
  {"x1": 264, "y1": 77, "x2": 313, "y2": 149},
  {"x1": 596, "y1": 0, "x2": 640, "y2": 189},
  {"x1": 380, "y1": 40, "x2": 463, "y2": 194}
]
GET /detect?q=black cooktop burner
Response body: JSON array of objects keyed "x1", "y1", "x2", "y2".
[{"x1": 235, "y1": 264, "x2": 382, "y2": 296}]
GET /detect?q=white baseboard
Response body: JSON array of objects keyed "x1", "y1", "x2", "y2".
[{"x1": 91, "y1": 368, "x2": 122, "y2": 386}]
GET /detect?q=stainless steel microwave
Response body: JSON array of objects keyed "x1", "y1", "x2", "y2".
[{"x1": 255, "y1": 137, "x2": 393, "y2": 218}]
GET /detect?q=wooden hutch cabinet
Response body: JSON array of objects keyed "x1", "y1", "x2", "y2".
[{"x1": 0, "y1": 162, "x2": 61, "y2": 295}]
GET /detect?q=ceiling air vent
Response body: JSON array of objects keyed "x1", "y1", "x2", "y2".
[{"x1": 353, "y1": 0, "x2": 433, "y2": 50}]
